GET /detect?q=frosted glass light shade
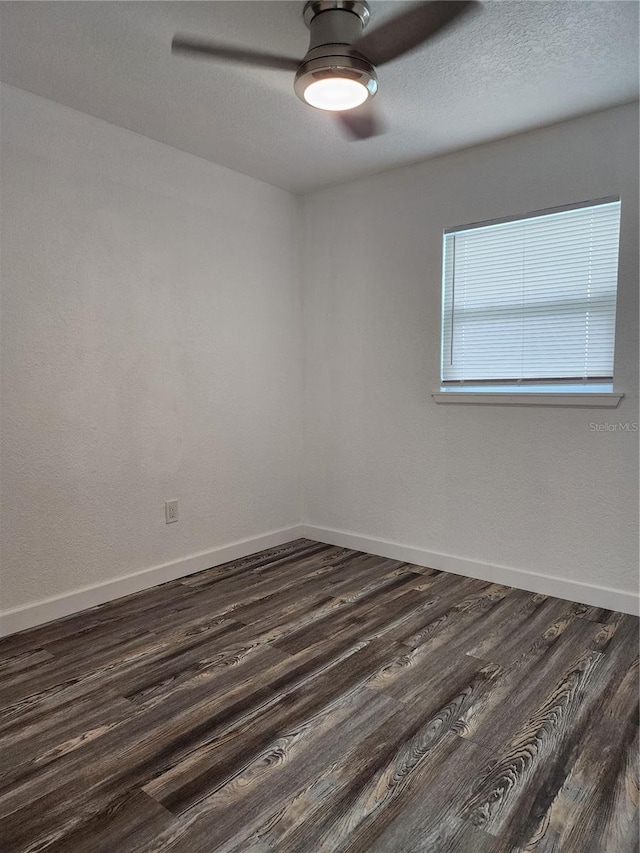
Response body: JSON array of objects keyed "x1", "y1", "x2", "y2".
[{"x1": 303, "y1": 78, "x2": 369, "y2": 111}]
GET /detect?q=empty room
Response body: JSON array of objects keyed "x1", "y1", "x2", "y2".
[{"x1": 0, "y1": 1, "x2": 638, "y2": 851}]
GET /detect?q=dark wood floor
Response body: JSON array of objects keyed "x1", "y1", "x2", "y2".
[{"x1": 0, "y1": 539, "x2": 637, "y2": 853}]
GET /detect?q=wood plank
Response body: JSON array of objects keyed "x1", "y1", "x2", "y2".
[
  {"x1": 272, "y1": 573, "x2": 435, "y2": 656},
  {"x1": 41, "y1": 790, "x2": 174, "y2": 853},
  {"x1": 0, "y1": 581, "x2": 198, "y2": 660},
  {"x1": 142, "y1": 639, "x2": 403, "y2": 814},
  {"x1": 357, "y1": 733, "x2": 498, "y2": 853},
  {"x1": 142, "y1": 688, "x2": 402, "y2": 852},
  {"x1": 180, "y1": 540, "x2": 336, "y2": 589},
  {"x1": 456, "y1": 639, "x2": 635, "y2": 841},
  {"x1": 502, "y1": 717, "x2": 639, "y2": 852},
  {"x1": 0, "y1": 649, "x2": 54, "y2": 676},
  {"x1": 225, "y1": 665, "x2": 500, "y2": 853},
  {"x1": 0, "y1": 644, "x2": 288, "y2": 821},
  {"x1": 0, "y1": 692, "x2": 137, "y2": 789},
  {"x1": 0, "y1": 618, "x2": 243, "y2": 710},
  {"x1": 3, "y1": 787, "x2": 174, "y2": 853}
]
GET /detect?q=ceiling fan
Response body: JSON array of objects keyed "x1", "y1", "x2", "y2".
[{"x1": 172, "y1": 0, "x2": 478, "y2": 140}]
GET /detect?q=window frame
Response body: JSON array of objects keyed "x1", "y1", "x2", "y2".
[{"x1": 434, "y1": 197, "x2": 624, "y2": 408}]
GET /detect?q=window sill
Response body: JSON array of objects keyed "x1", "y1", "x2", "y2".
[{"x1": 431, "y1": 390, "x2": 624, "y2": 408}]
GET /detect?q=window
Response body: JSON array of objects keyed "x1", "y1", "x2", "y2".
[{"x1": 439, "y1": 198, "x2": 622, "y2": 402}]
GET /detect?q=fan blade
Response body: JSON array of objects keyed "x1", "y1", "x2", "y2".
[
  {"x1": 172, "y1": 35, "x2": 301, "y2": 72},
  {"x1": 335, "y1": 104, "x2": 385, "y2": 141},
  {"x1": 352, "y1": 1, "x2": 478, "y2": 67}
]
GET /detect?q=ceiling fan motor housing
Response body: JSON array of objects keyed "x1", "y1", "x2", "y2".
[{"x1": 294, "y1": 0, "x2": 378, "y2": 106}]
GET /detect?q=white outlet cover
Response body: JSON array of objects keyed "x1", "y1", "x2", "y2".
[{"x1": 165, "y1": 500, "x2": 179, "y2": 524}]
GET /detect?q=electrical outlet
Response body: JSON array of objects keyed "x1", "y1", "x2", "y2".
[{"x1": 165, "y1": 500, "x2": 179, "y2": 524}]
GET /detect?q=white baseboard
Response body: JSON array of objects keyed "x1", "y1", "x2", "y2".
[
  {"x1": 3, "y1": 522, "x2": 636, "y2": 638},
  {"x1": 302, "y1": 525, "x2": 640, "y2": 617},
  {"x1": 0, "y1": 525, "x2": 305, "y2": 638}
]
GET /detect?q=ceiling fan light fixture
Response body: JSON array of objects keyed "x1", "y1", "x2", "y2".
[
  {"x1": 173, "y1": 0, "x2": 479, "y2": 138},
  {"x1": 303, "y1": 77, "x2": 369, "y2": 111},
  {"x1": 294, "y1": 54, "x2": 378, "y2": 112}
]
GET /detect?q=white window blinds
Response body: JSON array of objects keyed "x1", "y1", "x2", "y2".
[{"x1": 441, "y1": 199, "x2": 621, "y2": 384}]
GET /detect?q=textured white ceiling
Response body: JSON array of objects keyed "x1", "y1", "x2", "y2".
[{"x1": 1, "y1": 1, "x2": 638, "y2": 193}]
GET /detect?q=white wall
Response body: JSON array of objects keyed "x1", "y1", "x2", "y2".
[
  {"x1": 302, "y1": 103, "x2": 639, "y2": 598},
  {"x1": 0, "y1": 85, "x2": 302, "y2": 616},
  {"x1": 2, "y1": 87, "x2": 637, "y2": 630}
]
